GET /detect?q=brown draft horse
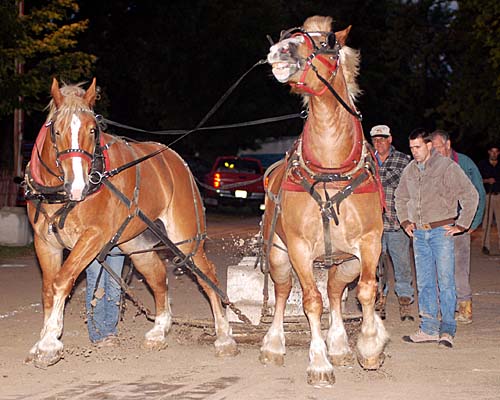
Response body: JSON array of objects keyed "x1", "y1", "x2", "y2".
[
  {"x1": 261, "y1": 16, "x2": 389, "y2": 386},
  {"x1": 24, "y1": 78, "x2": 238, "y2": 368}
]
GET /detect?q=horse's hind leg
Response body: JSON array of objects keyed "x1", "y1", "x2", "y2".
[
  {"x1": 260, "y1": 238, "x2": 292, "y2": 366},
  {"x1": 124, "y1": 239, "x2": 171, "y2": 350},
  {"x1": 190, "y1": 250, "x2": 239, "y2": 357},
  {"x1": 326, "y1": 259, "x2": 360, "y2": 366},
  {"x1": 356, "y1": 235, "x2": 389, "y2": 369}
]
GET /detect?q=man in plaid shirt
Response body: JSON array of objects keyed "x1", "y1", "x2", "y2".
[{"x1": 371, "y1": 125, "x2": 414, "y2": 321}]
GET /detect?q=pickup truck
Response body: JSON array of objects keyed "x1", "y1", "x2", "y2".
[{"x1": 203, "y1": 156, "x2": 265, "y2": 210}]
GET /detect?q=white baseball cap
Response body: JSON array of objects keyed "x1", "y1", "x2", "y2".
[{"x1": 370, "y1": 125, "x2": 391, "y2": 137}]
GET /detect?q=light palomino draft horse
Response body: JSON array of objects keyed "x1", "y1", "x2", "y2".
[
  {"x1": 261, "y1": 16, "x2": 389, "y2": 386},
  {"x1": 24, "y1": 78, "x2": 238, "y2": 368}
]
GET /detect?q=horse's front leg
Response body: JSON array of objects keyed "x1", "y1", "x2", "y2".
[
  {"x1": 326, "y1": 258, "x2": 360, "y2": 366},
  {"x1": 356, "y1": 234, "x2": 389, "y2": 369},
  {"x1": 260, "y1": 235, "x2": 292, "y2": 366},
  {"x1": 25, "y1": 236, "x2": 65, "y2": 368},
  {"x1": 291, "y1": 243, "x2": 335, "y2": 387},
  {"x1": 27, "y1": 234, "x2": 98, "y2": 368}
]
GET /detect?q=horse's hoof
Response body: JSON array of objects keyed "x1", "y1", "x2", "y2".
[
  {"x1": 215, "y1": 341, "x2": 240, "y2": 357},
  {"x1": 30, "y1": 350, "x2": 63, "y2": 369},
  {"x1": 358, "y1": 352, "x2": 385, "y2": 370},
  {"x1": 328, "y1": 351, "x2": 355, "y2": 366},
  {"x1": 306, "y1": 368, "x2": 336, "y2": 387},
  {"x1": 259, "y1": 350, "x2": 285, "y2": 366},
  {"x1": 142, "y1": 339, "x2": 168, "y2": 351}
]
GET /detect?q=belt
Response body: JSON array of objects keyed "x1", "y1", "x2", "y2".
[
  {"x1": 490, "y1": 192, "x2": 499, "y2": 195},
  {"x1": 416, "y1": 218, "x2": 455, "y2": 230}
]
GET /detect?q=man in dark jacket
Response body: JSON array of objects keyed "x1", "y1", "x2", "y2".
[{"x1": 478, "y1": 145, "x2": 500, "y2": 255}]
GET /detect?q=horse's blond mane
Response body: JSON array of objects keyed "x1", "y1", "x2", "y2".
[
  {"x1": 46, "y1": 82, "x2": 92, "y2": 122},
  {"x1": 302, "y1": 16, "x2": 362, "y2": 103}
]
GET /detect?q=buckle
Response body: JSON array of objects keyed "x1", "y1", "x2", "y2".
[{"x1": 421, "y1": 223, "x2": 432, "y2": 230}]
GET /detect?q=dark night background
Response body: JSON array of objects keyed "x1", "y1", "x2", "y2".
[{"x1": 1, "y1": 0, "x2": 499, "y2": 170}]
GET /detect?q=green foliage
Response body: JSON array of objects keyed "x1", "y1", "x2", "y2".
[
  {"x1": 0, "y1": 0, "x2": 96, "y2": 117},
  {"x1": 436, "y1": 0, "x2": 500, "y2": 156},
  {"x1": 465, "y1": 0, "x2": 500, "y2": 95}
]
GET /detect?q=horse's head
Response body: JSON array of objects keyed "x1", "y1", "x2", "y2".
[
  {"x1": 267, "y1": 16, "x2": 360, "y2": 99},
  {"x1": 48, "y1": 78, "x2": 100, "y2": 201}
]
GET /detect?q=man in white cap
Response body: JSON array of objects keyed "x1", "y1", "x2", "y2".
[{"x1": 370, "y1": 124, "x2": 414, "y2": 321}]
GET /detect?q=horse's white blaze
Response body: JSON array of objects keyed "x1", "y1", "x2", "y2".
[{"x1": 69, "y1": 114, "x2": 85, "y2": 199}]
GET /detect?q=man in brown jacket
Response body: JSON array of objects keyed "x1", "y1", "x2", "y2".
[{"x1": 395, "y1": 128, "x2": 478, "y2": 348}]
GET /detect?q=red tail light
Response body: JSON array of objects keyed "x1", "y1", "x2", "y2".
[{"x1": 213, "y1": 173, "x2": 221, "y2": 188}]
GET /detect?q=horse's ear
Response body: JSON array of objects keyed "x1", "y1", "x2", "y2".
[
  {"x1": 335, "y1": 25, "x2": 352, "y2": 46},
  {"x1": 51, "y1": 78, "x2": 63, "y2": 109},
  {"x1": 84, "y1": 78, "x2": 97, "y2": 108}
]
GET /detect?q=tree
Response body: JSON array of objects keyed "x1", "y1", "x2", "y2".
[
  {"x1": 436, "y1": 0, "x2": 500, "y2": 158},
  {"x1": 0, "y1": 0, "x2": 96, "y2": 117},
  {"x1": 0, "y1": 0, "x2": 96, "y2": 169}
]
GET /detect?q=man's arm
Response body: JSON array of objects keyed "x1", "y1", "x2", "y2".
[
  {"x1": 450, "y1": 164, "x2": 480, "y2": 231},
  {"x1": 394, "y1": 166, "x2": 413, "y2": 236},
  {"x1": 468, "y1": 161, "x2": 487, "y2": 230}
]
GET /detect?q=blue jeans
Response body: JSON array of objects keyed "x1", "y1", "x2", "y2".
[
  {"x1": 85, "y1": 247, "x2": 124, "y2": 342},
  {"x1": 382, "y1": 230, "x2": 414, "y2": 300},
  {"x1": 413, "y1": 227, "x2": 456, "y2": 337}
]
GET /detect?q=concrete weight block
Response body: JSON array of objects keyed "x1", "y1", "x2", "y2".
[
  {"x1": 226, "y1": 257, "x2": 329, "y2": 325},
  {"x1": 0, "y1": 207, "x2": 33, "y2": 246}
]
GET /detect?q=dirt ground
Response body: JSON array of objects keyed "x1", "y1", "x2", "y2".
[{"x1": 1, "y1": 212, "x2": 500, "y2": 400}]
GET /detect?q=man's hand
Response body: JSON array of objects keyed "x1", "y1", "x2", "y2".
[
  {"x1": 444, "y1": 224, "x2": 464, "y2": 236},
  {"x1": 401, "y1": 221, "x2": 415, "y2": 237}
]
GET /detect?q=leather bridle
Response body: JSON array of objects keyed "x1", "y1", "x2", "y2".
[{"x1": 276, "y1": 27, "x2": 362, "y2": 120}]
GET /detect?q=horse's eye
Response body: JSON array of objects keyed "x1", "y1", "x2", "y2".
[
  {"x1": 90, "y1": 128, "x2": 96, "y2": 135},
  {"x1": 55, "y1": 131, "x2": 60, "y2": 136}
]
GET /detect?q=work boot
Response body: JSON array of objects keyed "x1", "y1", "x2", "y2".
[
  {"x1": 375, "y1": 294, "x2": 387, "y2": 320},
  {"x1": 482, "y1": 246, "x2": 490, "y2": 255},
  {"x1": 456, "y1": 300, "x2": 472, "y2": 324},
  {"x1": 398, "y1": 296, "x2": 415, "y2": 321}
]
